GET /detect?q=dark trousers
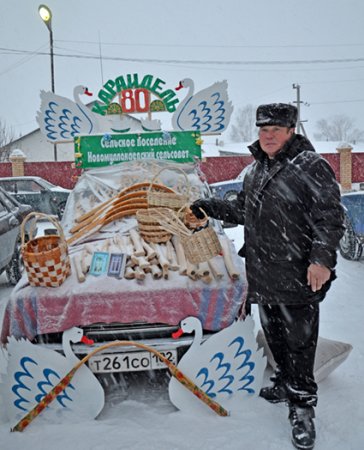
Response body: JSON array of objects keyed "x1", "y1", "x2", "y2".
[{"x1": 258, "y1": 303, "x2": 319, "y2": 407}]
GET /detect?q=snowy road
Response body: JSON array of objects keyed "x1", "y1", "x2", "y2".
[{"x1": 1, "y1": 235, "x2": 363, "y2": 449}]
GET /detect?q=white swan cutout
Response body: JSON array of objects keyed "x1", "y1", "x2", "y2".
[
  {"x1": 36, "y1": 85, "x2": 156, "y2": 143},
  {"x1": 171, "y1": 78, "x2": 233, "y2": 133},
  {"x1": 168, "y1": 316, "x2": 266, "y2": 415},
  {"x1": 0, "y1": 327, "x2": 104, "y2": 427}
]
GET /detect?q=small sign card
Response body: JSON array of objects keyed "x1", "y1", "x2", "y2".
[
  {"x1": 107, "y1": 253, "x2": 127, "y2": 278},
  {"x1": 90, "y1": 252, "x2": 109, "y2": 276}
]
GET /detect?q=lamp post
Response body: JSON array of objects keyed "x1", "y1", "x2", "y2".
[{"x1": 38, "y1": 4, "x2": 57, "y2": 161}]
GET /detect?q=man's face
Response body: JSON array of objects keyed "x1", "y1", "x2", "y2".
[{"x1": 258, "y1": 126, "x2": 294, "y2": 158}]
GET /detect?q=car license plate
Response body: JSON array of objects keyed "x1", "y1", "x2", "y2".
[{"x1": 88, "y1": 349, "x2": 178, "y2": 373}]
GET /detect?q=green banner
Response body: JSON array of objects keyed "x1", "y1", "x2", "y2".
[{"x1": 74, "y1": 131, "x2": 202, "y2": 169}]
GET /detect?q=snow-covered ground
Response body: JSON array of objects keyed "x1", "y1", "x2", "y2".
[{"x1": 0, "y1": 226, "x2": 363, "y2": 450}]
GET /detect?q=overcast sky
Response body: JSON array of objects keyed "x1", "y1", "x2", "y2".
[{"x1": 1, "y1": 0, "x2": 364, "y2": 142}]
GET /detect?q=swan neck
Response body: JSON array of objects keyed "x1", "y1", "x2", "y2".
[
  {"x1": 179, "y1": 83, "x2": 193, "y2": 109},
  {"x1": 62, "y1": 336, "x2": 78, "y2": 363},
  {"x1": 191, "y1": 322, "x2": 203, "y2": 349},
  {"x1": 73, "y1": 88, "x2": 82, "y2": 104}
]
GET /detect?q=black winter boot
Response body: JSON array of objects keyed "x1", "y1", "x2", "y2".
[
  {"x1": 259, "y1": 370, "x2": 288, "y2": 403},
  {"x1": 289, "y1": 405, "x2": 316, "y2": 450},
  {"x1": 259, "y1": 382, "x2": 288, "y2": 403}
]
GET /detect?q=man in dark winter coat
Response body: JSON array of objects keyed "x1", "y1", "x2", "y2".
[{"x1": 191, "y1": 103, "x2": 345, "y2": 450}]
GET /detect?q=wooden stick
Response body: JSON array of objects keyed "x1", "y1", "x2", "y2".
[
  {"x1": 129, "y1": 228, "x2": 145, "y2": 257},
  {"x1": 220, "y1": 236, "x2": 240, "y2": 280},
  {"x1": 72, "y1": 255, "x2": 85, "y2": 282},
  {"x1": 131, "y1": 255, "x2": 150, "y2": 270},
  {"x1": 80, "y1": 250, "x2": 92, "y2": 274},
  {"x1": 201, "y1": 274, "x2": 213, "y2": 284},
  {"x1": 166, "y1": 240, "x2": 179, "y2": 271},
  {"x1": 84, "y1": 244, "x2": 94, "y2": 254},
  {"x1": 114, "y1": 234, "x2": 133, "y2": 255},
  {"x1": 124, "y1": 265, "x2": 135, "y2": 279},
  {"x1": 151, "y1": 243, "x2": 169, "y2": 270},
  {"x1": 172, "y1": 235, "x2": 187, "y2": 276},
  {"x1": 100, "y1": 238, "x2": 111, "y2": 252},
  {"x1": 208, "y1": 258, "x2": 224, "y2": 280},
  {"x1": 133, "y1": 266, "x2": 146, "y2": 280},
  {"x1": 141, "y1": 238, "x2": 157, "y2": 260},
  {"x1": 151, "y1": 244, "x2": 169, "y2": 279},
  {"x1": 196, "y1": 261, "x2": 210, "y2": 278},
  {"x1": 150, "y1": 261, "x2": 163, "y2": 279},
  {"x1": 186, "y1": 260, "x2": 198, "y2": 280}
]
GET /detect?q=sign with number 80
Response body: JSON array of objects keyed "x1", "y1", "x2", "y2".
[{"x1": 120, "y1": 88, "x2": 150, "y2": 113}]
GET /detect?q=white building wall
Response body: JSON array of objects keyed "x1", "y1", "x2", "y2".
[{"x1": 8, "y1": 129, "x2": 74, "y2": 162}]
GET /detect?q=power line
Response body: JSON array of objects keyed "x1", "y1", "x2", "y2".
[
  {"x1": 0, "y1": 44, "x2": 48, "y2": 76},
  {"x1": 1, "y1": 46, "x2": 364, "y2": 66},
  {"x1": 56, "y1": 39, "x2": 364, "y2": 50}
]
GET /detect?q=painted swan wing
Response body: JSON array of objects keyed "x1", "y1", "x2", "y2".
[
  {"x1": 36, "y1": 90, "x2": 96, "y2": 143},
  {"x1": 173, "y1": 80, "x2": 233, "y2": 133},
  {"x1": 194, "y1": 318, "x2": 266, "y2": 399},
  {"x1": 2, "y1": 337, "x2": 104, "y2": 427},
  {"x1": 169, "y1": 316, "x2": 266, "y2": 414}
]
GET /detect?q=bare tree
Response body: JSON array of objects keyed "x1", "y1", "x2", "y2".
[
  {"x1": 314, "y1": 114, "x2": 364, "y2": 143},
  {"x1": 0, "y1": 118, "x2": 16, "y2": 162},
  {"x1": 230, "y1": 104, "x2": 257, "y2": 142}
]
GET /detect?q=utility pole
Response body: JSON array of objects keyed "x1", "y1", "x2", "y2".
[{"x1": 292, "y1": 83, "x2": 308, "y2": 138}]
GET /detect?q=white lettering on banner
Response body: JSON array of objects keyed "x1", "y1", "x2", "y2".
[
  {"x1": 156, "y1": 150, "x2": 189, "y2": 159},
  {"x1": 136, "y1": 136, "x2": 177, "y2": 147},
  {"x1": 101, "y1": 138, "x2": 137, "y2": 149},
  {"x1": 100, "y1": 136, "x2": 178, "y2": 149},
  {"x1": 86, "y1": 149, "x2": 190, "y2": 164},
  {"x1": 87, "y1": 151, "x2": 158, "y2": 163}
]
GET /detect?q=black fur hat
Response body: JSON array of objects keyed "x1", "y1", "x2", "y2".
[{"x1": 256, "y1": 103, "x2": 298, "y2": 128}]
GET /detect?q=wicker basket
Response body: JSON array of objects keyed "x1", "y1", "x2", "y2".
[
  {"x1": 21, "y1": 212, "x2": 71, "y2": 287},
  {"x1": 147, "y1": 167, "x2": 190, "y2": 210},
  {"x1": 149, "y1": 208, "x2": 222, "y2": 264},
  {"x1": 136, "y1": 208, "x2": 172, "y2": 243},
  {"x1": 181, "y1": 226, "x2": 222, "y2": 264}
]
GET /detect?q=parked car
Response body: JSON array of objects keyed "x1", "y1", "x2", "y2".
[
  {"x1": 209, "y1": 165, "x2": 251, "y2": 227},
  {"x1": 209, "y1": 170, "x2": 246, "y2": 203},
  {"x1": 1, "y1": 161, "x2": 245, "y2": 386},
  {"x1": 339, "y1": 191, "x2": 364, "y2": 260},
  {"x1": 0, "y1": 176, "x2": 71, "y2": 219},
  {"x1": 0, "y1": 186, "x2": 33, "y2": 284}
]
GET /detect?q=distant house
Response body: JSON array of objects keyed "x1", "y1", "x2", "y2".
[{"x1": 7, "y1": 128, "x2": 72, "y2": 162}]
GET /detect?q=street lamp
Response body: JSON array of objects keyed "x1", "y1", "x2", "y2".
[{"x1": 38, "y1": 4, "x2": 57, "y2": 160}]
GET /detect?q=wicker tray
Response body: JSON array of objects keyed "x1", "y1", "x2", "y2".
[{"x1": 136, "y1": 208, "x2": 172, "y2": 243}]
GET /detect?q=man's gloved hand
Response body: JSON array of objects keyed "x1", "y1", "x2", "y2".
[{"x1": 190, "y1": 199, "x2": 213, "y2": 219}]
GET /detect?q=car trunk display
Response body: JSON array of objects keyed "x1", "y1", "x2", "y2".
[{"x1": 1, "y1": 159, "x2": 246, "y2": 379}]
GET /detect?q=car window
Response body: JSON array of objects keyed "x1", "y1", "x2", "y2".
[
  {"x1": 0, "y1": 180, "x2": 16, "y2": 193},
  {"x1": 15, "y1": 180, "x2": 42, "y2": 193},
  {"x1": 37, "y1": 179, "x2": 55, "y2": 189}
]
